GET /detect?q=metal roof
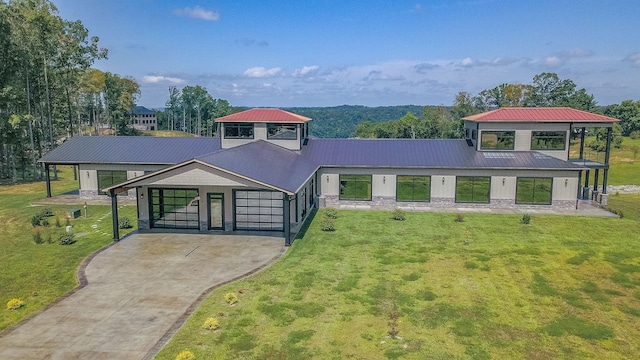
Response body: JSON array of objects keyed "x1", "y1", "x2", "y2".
[
  {"x1": 463, "y1": 107, "x2": 619, "y2": 122},
  {"x1": 38, "y1": 136, "x2": 221, "y2": 165},
  {"x1": 215, "y1": 108, "x2": 312, "y2": 123},
  {"x1": 131, "y1": 106, "x2": 155, "y2": 115}
]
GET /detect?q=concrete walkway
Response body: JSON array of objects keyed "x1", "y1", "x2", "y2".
[{"x1": 0, "y1": 234, "x2": 286, "y2": 359}]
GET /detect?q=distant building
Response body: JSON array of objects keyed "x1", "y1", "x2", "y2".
[{"x1": 131, "y1": 106, "x2": 157, "y2": 131}]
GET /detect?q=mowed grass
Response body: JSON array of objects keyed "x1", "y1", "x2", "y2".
[
  {"x1": 0, "y1": 166, "x2": 137, "y2": 331},
  {"x1": 157, "y1": 203, "x2": 640, "y2": 359},
  {"x1": 570, "y1": 136, "x2": 640, "y2": 185}
]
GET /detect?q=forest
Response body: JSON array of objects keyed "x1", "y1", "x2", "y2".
[{"x1": 2, "y1": 1, "x2": 640, "y2": 183}]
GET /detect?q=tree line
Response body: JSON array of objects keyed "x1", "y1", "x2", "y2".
[{"x1": 161, "y1": 85, "x2": 232, "y2": 137}]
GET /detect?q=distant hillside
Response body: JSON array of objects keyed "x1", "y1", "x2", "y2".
[{"x1": 286, "y1": 105, "x2": 425, "y2": 138}]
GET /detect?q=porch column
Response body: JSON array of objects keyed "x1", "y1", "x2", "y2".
[
  {"x1": 579, "y1": 127, "x2": 586, "y2": 159},
  {"x1": 283, "y1": 194, "x2": 292, "y2": 246},
  {"x1": 593, "y1": 169, "x2": 600, "y2": 200},
  {"x1": 602, "y1": 127, "x2": 613, "y2": 194},
  {"x1": 45, "y1": 163, "x2": 51, "y2": 198},
  {"x1": 582, "y1": 169, "x2": 590, "y2": 199},
  {"x1": 110, "y1": 189, "x2": 120, "y2": 241}
]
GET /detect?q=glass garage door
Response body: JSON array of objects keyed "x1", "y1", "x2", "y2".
[
  {"x1": 234, "y1": 190, "x2": 284, "y2": 231},
  {"x1": 150, "y1": 188, "x2": 200, "y2": 229}
]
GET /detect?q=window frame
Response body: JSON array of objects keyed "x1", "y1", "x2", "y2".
[
  {"x1": 223, "y1": 122, "x2": 254, "y2": 139},
  {"x1": 233, "y1": 190, "x2": 284, "y2": 231},
  {"x1": 396, "y1": 175, "x2": 431, "y2": 202},
  {"x1": 455, "y1": 176, "x2": 491, "y2": 203},
  {"x1": 149, "y1": 188, "x2": 200, "y2": 229},
  {"x1": 515, "y1": 177, "x2": 553, "y2": 205},
  {"x1": 480, "y1": 131, "x2": 515, "y2": 150},
  {"x1": 531, "y1": 131, "x2": 566, "y2": 150},
  {"x1": 267, "y1": 123, "x2": 298, "y2": 140},
  {"x1": 339, "y1": 174, "x2": 372, "y2": 201},
  {"x1": 97, "y1": 170, "x2": 127, "y2": 195}
]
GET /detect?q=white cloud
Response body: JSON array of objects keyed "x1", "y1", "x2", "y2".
[
  {"x1": 293, "y1": 65, "x2": 320, "y2": 77},
  {"x1": 173, "y1": 6, "x2": 220, "y2": 21},
  {"x1": 243, "y1": 67, "x2": 283, "y2": 78},
  {"x1": 625, "y1": 52, "x2": 640, "y2": 67},
  {"x1": 460, "y1": 57, "x2": 475, "y2": 67},
  {"x1": 544, "y1": 56, "x2": 562, "y2": 66},
  {"x1": 142, "y1": 75, "x2": 185, "y2": 84}
]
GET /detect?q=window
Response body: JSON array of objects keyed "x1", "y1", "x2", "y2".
[
  {"x1": 481, "y1": 131, "x2": 515, "y2": 150},
  {"x1": 531, "y1": 131, "x2": 566, "y2": 150},
  {"x1": 149, "y1": 188, "x2": 200, "y2": 229},
  {"x1": 465, "y1": 129, "x2": 470, "y2": 138},
  {"x1": 267, "y1": 123, "x2": 297, "y2": 139},
  {"x1": 516, "y1": 178, "x2": 552, "y2": 205},
  {"x1": 224, "y1": 123, "x2": 254, "y2": 139},
  {"x1": 471, "y1": 130, "x2": 477, "y2": 140},
  {"x1": 456, "y1": 176, "x2": 490, "y2": 203},
  {"x1": 397, "y1": 175, "x2": 430, "y2": 202},
  {"x1": 234, "y1": 191, "x2": 284, "y2": 231},
  {"x1": 339, "y1": 175, "x2": 372, "y2": 200},
  {"x1": 97, "y1": 170, "x2": 127, "y2": 195}
]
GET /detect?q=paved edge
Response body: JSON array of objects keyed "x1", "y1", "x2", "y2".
[
  {"x1": 142, "y1": 244, "x2": 288, "y2": 360},
  {"x1": 0, "y1": 232, "x2": 133, "y2": 339}
]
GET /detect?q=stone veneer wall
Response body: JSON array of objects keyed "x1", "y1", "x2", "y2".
[{"x1": 323, "y1": 195, "x2": 577, "y2": 211}]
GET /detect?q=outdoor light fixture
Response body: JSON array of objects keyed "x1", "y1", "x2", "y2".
[
  {"x1": 383, "y1": 176, "x2": 386, "y2": 184},
  {"x1": 565, "y1": 179, "x2": 569, "y2": 187},
  {"x1": 442, "y1": 177, "x2": 445, "y2": 185},
  {"x1": 134, "y1": 172, "x2": 137, "y2": 177},
  {"x1": 86, "y1": 171, "x2": 89, "y2": 178},
  {"x1": 502, "y1": 178, "x2": 506, "y2": 186},
  {"x1": 140, "y1": 192, "x2": 144, "y2": 199}
]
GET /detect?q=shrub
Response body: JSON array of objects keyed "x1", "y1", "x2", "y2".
[
  {"x1": 324, "y1": 208, "x2": 338, "y2": 219},
  {"x1": 630, "y1": 131, "x2": 640, "y2": 139},
  {"x1": 521, "y1": 214, "x2": 531, "y2": 224},
  {"x1": 40, "y1": 208, "x2": 54, "y2": 217},
  {"x1": 6, "y1": 298, "x2": 24, "y2": 310},
  {"x1": 392, "y1": 208, "x2": 406, "y2": 221},
  {"x1": 118, "y1": 217, "x2": 133, "y2": 229},
  {"x1": 175, "y1": 350, "x2": 195, "y2": 360},
  {"x1": 44, "y1": 227, "x2": 53, "y2": 244},
  {"x1": 59, "y1": 233, "x2": 76, "y2": 245},
  {"x1": 321, "y1": 219, "x2": 335, "y2": 232},
  {"x1": 225, "y1": 292, "x2": 238, "y2": 305},
  {"x1": 41, "y1": 218, "x2": 50, "y2": 227},
  {"x1": 32, "y1": 227, "x2": 44, "y2": 244},
  {"x1": 31, "y1": 214, "x2": 43, "y2": 227},
  {"x1": 202, "y1": 317, "x2": 220, "y2": 330},
  {"x1": 455, "y1": 214, "x2": 465, "y2": 222},
  {"x1": 55, "y1": 215, "x2": 61, "y2": 227}
]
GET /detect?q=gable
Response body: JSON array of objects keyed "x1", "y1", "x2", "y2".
[{"x1": 149, "y1": 168, "x2": 248, "y2": 187}]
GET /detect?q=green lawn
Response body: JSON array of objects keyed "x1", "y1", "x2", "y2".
[
  {"x1": 571, "y1": 136, "x2": 640, "y2": 186},
  {"x1": 158, "y1": 203, "x2": 640, "y2": 359},
  {"x1": 0, "y1": 166, "x2": 137, "y2": 331}
]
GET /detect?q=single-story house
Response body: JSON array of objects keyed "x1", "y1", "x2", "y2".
[{"x1": 39, "y1": 107, "x2": 618, "y2": 245}]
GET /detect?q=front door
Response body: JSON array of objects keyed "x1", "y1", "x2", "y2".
[{"x1": 207, "y1": 193, "x2": 224, "y2": 230}]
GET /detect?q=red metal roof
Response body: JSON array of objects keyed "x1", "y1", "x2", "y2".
[
  {"x1": 463, "y1": 107, "x2": 619, "y2": 122},
  {"x1": 215, "y1": 108, "x2": 311, "y2": 123}
]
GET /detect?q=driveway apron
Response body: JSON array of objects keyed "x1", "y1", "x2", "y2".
[{"x1": 0, "y1": 234, "x2": 286, "y2": 359}]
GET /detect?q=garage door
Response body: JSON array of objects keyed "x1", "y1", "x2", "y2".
[{"x1": 234, "y1": 190, "x2": 284, "y2": 231}]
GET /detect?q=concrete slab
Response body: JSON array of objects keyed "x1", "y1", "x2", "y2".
[{"x1": 0, "y1": 233, "x2": 286, "y2": 359}]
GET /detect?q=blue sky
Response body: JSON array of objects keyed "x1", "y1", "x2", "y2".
[{"x1": 54, "y1": 0, "x2": 640, "y2": 108}]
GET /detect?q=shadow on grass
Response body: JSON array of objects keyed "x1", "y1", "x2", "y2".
[{"x1": 293, "y1": 208, "x2": 318, "y2": 241}]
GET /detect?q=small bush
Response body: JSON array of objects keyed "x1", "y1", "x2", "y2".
[
  {"x1": 202, "y1": 317, "x2": 220, "y2": 330},
  {"x1": 6, "y1": 298, "x2": 24, "y2": 310},
  {"x1": 225, "y1": 292, "x2": 238, "y2": 305},
  {"x1": 521, "y1": 214, "x2": 531, "y2": 224},
  {"x1": 59, "y1": 233, "x2": 76, "y2": 245},
  {"x1": 41, "y1": 208, "x2": 54, "y2": 217},
  {"x1": 31, "y1": 214, "x2": 43, "y2": 228},
  {"x1": 41, "y1": 218, "x2": 49, "y2": 227},
  {"x1": 175, "y1": 350, "x2": 195, "y2": 360},
  {"x1": 33, "y1": 227, "x2": 44, "y2": 244},
  {"x1": 630, "y1": 131, "x2": 640, "y2": 139},
  {"x1": 392, "y1": 208, "x2": 406, "y2": 221},
  {"x1": 324, "y1": 208, "x2": 338, "y2": 219},
  {"x1": 44, "y1": 227, "x2": 53, "y2": 244},
  {"x1": 118, "y1": 217, "x2": 133, "y2": 229},
  {"x1": 455, "y1": 214, "x2": 465, "y2": 222},
  {"x1": 55, "y1": 215, "x2": 61, "y2": 227},
  {"x1": 321, "y1": 219, "x2": 335, "y2": 232}
]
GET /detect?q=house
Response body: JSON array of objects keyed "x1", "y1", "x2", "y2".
[
  {"x1": 131, "y1": 105, "x2": 157, "y2": 131},
  {"x1": 38, "y1": 107, "x2": 618, "y2": 245}
]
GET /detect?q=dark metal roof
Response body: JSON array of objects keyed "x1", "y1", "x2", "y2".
[
  {"x1": 303, "y1": 138, "x2": 585, "y2": 170},
  {"x1": 39, "y1": 136, "x2": 221, "y2": 165},
  {"x1": 131, "y1": 106, "x2": 155, "y2": 115}
]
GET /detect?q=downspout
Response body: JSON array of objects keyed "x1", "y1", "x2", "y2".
[{"x1": 110, "y1": 189, "x2": 120, "y2": 241}]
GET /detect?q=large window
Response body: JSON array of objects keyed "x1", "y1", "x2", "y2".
[
  {"x1": 531, "y1": 131, "x2": 566, "y2": 150},
  {"x1": 267, "y1": 123, "x2": 297, "y2": 139},
  {"x1": 339, "y1": 175, "x2": 372, "y2": 200},
  {"x1": 481, "y1": 131, "x2": 515, "y2": 150},
  {"x1": 97, "y1": 170, "x2": 127, "y2": 195},
  {"x1": 516, "y1": 178, "x2": 552, "y2": 205},
  {"x1": 224, "y1": 123, "x2": 254, "y2": 139},
  {"x1": 456, "y1": 176, "x2": 490, "y2": 203},
  {"x1": 234, "y1": 191, "x2": 284, "y2": 231},
  {"x1": 149, "y1": 188, "x2": 200, "y2": 229},
  {"x1": 397, "y1": 175, "x2": 430, "y2": 202}
]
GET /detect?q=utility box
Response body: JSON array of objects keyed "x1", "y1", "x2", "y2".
[{"x1": 67, "y1": 208, "x2": 81, "y2": 219}]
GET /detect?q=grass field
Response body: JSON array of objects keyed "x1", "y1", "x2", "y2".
[
  {"x1": 157, "y1": 201, "x2": 640, "y2": 359},
  {"x1": 570, "y1": 136, "x2": 640, "y2": 186},
  {"x1": 0, "y1": 167, "x2": 137, "y2": 331}
]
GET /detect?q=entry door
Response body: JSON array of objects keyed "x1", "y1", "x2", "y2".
[{"x1": 207, "y1": 193, "x2": 224, "y2": 230}]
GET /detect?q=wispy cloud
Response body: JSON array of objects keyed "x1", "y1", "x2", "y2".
[
  {"x1": 142, "y1": 75, "x2": 185, "y2": 84},
  {"x1": 173, "y1": 6, "x2": 220, "y2": 21},
  {"x1": 235, "y1": 38, "x2": 269, "y2": 47},
  {"x1": 293, "y1": 65, "x2": 320, "y2": 77},
  {"x1": 243, "y1": 67, "x2": 283, "y2": 78},
  {"x1": 625, "y1": 51, "x2": 640, "y2": 67}
]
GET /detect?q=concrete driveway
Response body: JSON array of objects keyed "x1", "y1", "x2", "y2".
[{"x1": 0, "y1": 233, "x2": 286, "y2": 359}]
